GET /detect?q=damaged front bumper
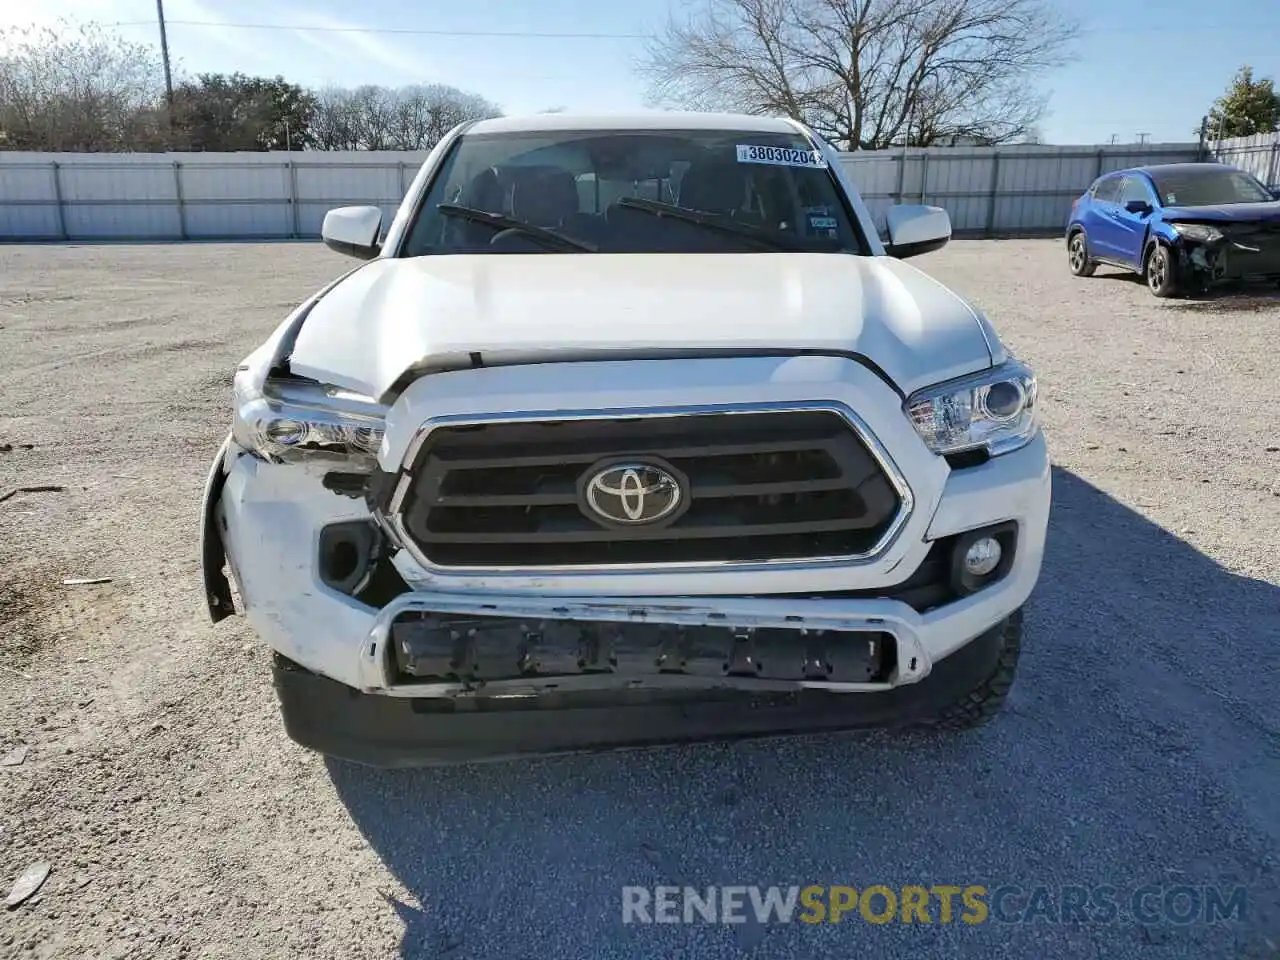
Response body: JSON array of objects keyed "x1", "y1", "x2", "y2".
[
  {"x1": 201, "y1": 436, "x2": 1048, "y2": 765},
  {"x1": 360, "y1": 592, "x2": 931, "y2": 697},
  {"x1": 272, "y1": 611, "x2": 1015, "y2": 766},
  {"x1": 1171, "y1": 222, "x2": 1280, "y2": 284}
]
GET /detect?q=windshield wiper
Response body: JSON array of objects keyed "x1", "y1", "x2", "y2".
[
  {"x1": 615, "y1": 198, "x2": 809, "y2": 251},
  {"x1": 436, "y1": 203, "x2": 596, "y2": 252}
]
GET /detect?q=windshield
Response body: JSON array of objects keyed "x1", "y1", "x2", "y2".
[
  {"x1": 399, "y1": 128, "x2": 869, "y2": 256},
  {"x1": 1149, "y1": 167, "x2": 1274, "y2": 207}
]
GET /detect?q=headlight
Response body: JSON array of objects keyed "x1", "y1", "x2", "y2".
[
  {"x1": 905, "y1": 359, "x2": 1039, "y2": 457},
  {"x1": 232, "y1": 376, "x2": 386, "y2": 464},
  {"x1": 1170, "y1": 222, "x2": 1223, "y2": 243}
]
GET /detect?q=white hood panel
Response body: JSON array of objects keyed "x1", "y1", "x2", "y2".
[{"x1": 287, "y1": 253, "x2": 994, "y2": 400}]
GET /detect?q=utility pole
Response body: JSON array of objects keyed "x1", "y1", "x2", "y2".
[
  {"x1": 156, "y1": 0, "x2": 175, "y2": 123},
  {"x1": 1136, "y1": 132, "x2": 1150, "y2": 145}
]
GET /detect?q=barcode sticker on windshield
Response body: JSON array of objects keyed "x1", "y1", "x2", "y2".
[{"x1": 736, "y1": 144, "x2": 828, "y2": 168}]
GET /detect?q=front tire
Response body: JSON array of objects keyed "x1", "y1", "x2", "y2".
[
  {"x1": 1068, "y1": 232, "x2": 1096, "y2": 277},
  {"x1": 920, "y1": 609, "x2": 1022, "y2": 730},
  {"x1": 1145, "y1": 243, "x2": 1180, "y2": 298}
]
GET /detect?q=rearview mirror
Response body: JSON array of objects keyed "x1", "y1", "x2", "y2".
[
  {"x1": 321, "y1": 206, "x2": 382, "y2": 260},
  {"x1": 885, "y1": 204, "x2": 951, "y2": 259},
  {"x1": 1124, "y1": 200, "x2": 1153, "y2": 216}
]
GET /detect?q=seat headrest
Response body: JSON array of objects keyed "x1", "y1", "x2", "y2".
[
  {"x1": 509, "y1": 167, "x2": 580, "y2": 226},
  {"x1": 678, "y1": 159, "x2": 749, "y2": 215},
  {"x1": 459, "y1": 167, "x2": 503, "y2": 211}
]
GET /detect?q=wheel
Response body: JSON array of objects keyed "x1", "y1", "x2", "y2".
[
  {"x1": 1145, "y1": 243, "x2": 1180, "y2": 298},
  {"x1": 921, "y1": 609, "x2": 1022, "y2": 730},
  {"x1": 1067, "y1": 232, "x2": 1096, "y2": 277}
]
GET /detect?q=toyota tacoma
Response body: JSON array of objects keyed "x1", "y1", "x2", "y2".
[{"x1": 201, "y1": 112, "x2": 1052, "y2": 766}]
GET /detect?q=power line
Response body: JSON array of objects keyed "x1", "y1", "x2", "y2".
[
  {"x1": 110, "y1": 18, "x2": 1262, "y2": 39},
  {"x1": 111, "y1": 19, "x2": 649, "y2": 40}
]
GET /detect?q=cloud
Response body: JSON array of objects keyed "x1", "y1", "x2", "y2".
[
  {"x1": 162, "y1": 0, "x2": 280, "y2": 71},
  {"x1": 285, "y1": 10, "x2": 430, "y2": 83},
  {"x1": 0, "y1": 0, "x2": 275, "y2": 74},
  {"x1": 0, "y1": 0, "x2": 123, "y2": 31}
]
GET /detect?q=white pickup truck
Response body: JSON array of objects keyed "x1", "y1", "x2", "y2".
[{"x1": 200, "y1": 111, "x2": 1051, "y2": 766}]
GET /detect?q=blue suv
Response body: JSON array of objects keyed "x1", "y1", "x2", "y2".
[{"x1": 1066, "y1": 162, "x2": 1280, "y2": 298}]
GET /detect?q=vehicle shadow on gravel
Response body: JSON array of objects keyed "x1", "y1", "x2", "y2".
[
  {"x1": 327, "y1": 467, "x2": 1280, "y2": 960},
  {"x1": 1092, "y1": 269, "x2": 1280, "y2": 309}
]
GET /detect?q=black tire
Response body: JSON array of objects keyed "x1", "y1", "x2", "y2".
[
  {"x1": 921, "y1": 608, "x2": 1022, "y2": 730},
  {"x1": 1067, "y1": 231, "x2": 1096, "y2": 277},
  {"x1": 1145, "y1": 243, "x2": 1180, "y2": 298}
]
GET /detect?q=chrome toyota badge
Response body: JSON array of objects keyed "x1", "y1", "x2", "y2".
[{"x1": 582, "y1": 461, "x2": 684, "y2": 526}]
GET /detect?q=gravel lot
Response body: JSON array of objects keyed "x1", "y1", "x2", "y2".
[{"x1": 1, "y1": 239, "x2": 1278, "y2": 959}]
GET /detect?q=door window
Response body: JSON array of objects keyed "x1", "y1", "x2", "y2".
[
  {"x1": 1118, "y1": 176, "x2": 1153, "y2": 207},
  {"x1": 1092, "y1": 176, "x2": 1122, "y2": 203}
]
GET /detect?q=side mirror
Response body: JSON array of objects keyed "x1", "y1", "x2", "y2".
[
  {"x1": 885, "y1": 204, "x2": 951, "y2": 259},
  {"x1": 321, "y1": 206, "x2": 382, "y2": 260},
  {"x1": 1125, "y1": 200, "x2": 1153, "y2": 216}
]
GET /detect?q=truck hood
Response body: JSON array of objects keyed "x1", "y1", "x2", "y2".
[
  {"x1": 287, "y1": 253, "x2": 998, "y2": 401},
  {"x1": 1162, "y1": 201, "x2": 1280, "y2": 223}
]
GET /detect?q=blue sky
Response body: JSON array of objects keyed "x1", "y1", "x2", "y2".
[{"x1": 5, "y1": 0, "x2": 1278, "y2": 145}]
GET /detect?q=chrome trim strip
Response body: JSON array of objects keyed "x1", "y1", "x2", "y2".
[{"x1": 384, "y1": 400, "x2": 915, "y2": 577}]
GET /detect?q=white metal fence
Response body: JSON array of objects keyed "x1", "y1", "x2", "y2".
[
  {"x1": 1209, "y1": 131, "x2": 1280, "y2": 190},
  {"x1": 0, "y1": 141, "x2": 1210, "y2": 243}
]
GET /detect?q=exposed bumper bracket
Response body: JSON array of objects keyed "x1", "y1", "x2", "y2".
[{"x1": 357, "y1": 592, "x2": 933, "y2": 696}]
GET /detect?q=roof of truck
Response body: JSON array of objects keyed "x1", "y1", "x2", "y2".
[{"x1": 466, "y1": 111, "x2": 804, "y2": 135}]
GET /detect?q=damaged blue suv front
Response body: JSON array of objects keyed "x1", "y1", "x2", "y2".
[{"x1": 1066, "y1": 162, "x2": 1280, "y2": 297}]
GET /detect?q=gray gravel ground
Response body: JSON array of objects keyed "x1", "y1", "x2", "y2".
[{"x1": 1, "y1": 239, "x2": 1278, "y2": 959}]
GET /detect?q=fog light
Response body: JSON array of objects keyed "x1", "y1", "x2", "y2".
[
  {"x1": 963, "y1": 536, "x2": 1002, "y2": 577},
  {"x1": 947, "y1": 523, "x2": 1016, "y2": 599}
]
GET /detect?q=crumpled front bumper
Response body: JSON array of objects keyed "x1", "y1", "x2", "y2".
[
  {"x1": 272, "y1": 611, "x2": 1018, "y2": 767},
  {"x1": 203, "y1": 427, "x2": 1048, "y2": 764},
  {"x1": 204, "y1": 429, "x2": 1050, "y2": 692},
  {"x1": 1173, "y1": 225, "x2": 1280, "y2": 283},
  {"x1": 361, "y1": 592, "x2": 930, "y2": 696}
]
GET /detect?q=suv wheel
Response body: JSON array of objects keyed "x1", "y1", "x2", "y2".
[
  {"x1": 1068, "y1": 232, "x2": 1096, "y2": 277},
  {"x1": 920, "y1": 609, "x2": 1022, "y2": 730},
  {"x1": 1145, "y1": 243, "x2": 1180, "y2": 298}
]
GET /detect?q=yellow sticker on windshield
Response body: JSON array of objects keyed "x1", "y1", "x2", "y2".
[{"x1": 736, "y1": 144, "x2": 828, "y2": 168}]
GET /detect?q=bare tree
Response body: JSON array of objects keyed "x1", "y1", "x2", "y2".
[
  {"x1": 310, "y1": 87, "x2": 363, "y2": 150},
  {"x1": 0, "y1": 19, "x2": 500, "y2": 153},
  {"x1": 637, "y1": 0, "x2": 1078, "y2": 149},
  {"x1": 389, "y1": 84, "x2": 502, "y2": 149},
  {"x1": 0, "y1": 20, "x2": 167, "y2": 151},
  {"x1": 311, "y1": 83, "x2": 500, "y2": 151}
]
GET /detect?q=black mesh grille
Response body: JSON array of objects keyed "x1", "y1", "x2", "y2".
[{"x1": 399, "y1": 411, "x2": 902, "y2": 567}]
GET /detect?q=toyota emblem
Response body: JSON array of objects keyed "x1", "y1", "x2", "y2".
[{"x1": 582, "y1": 461, "x2": 685, "y2": 527}]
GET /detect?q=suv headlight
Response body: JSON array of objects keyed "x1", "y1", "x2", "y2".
[
  {"x1": 232, "y1": 376, "x2": 386, "y2": 464},
  {"x1": 1170, "y1": 223, "x2": 1223, "y2": 243},
  {"x1": 905, "y1": 359, "x2": 1039, "y2": 457}
]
